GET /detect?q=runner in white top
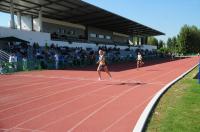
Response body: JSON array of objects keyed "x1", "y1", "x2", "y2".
[{"x1": 137, "y1": 52, "x2": 144, "y2": 69}]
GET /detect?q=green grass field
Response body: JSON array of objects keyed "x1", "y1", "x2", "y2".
[{"x1": 146, "y1": 67, "x2": 200, "y2": 132}]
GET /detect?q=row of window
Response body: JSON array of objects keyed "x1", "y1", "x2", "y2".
[
  {"x1": 57, "y1": 28, "x2": 75, "y2": 35},
  {"x1": 54, "y1": 29, "x2": 112, "y2": 39},
  {"x1": 90, "y1": 33, "x2": 111, "y2": 40}
]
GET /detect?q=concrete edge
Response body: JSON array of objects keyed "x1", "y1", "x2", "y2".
[{"x1": 133, "y1": 63, "x2": 199, "y2": 132}]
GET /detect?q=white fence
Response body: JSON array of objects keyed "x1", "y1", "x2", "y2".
[{"x1": 0, "y1": 26, "x2": 50, "y2": 45}]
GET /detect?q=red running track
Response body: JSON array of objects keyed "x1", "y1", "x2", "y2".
[{"x1": 0, "y1": 57, "x2": 198, "y2": 132}]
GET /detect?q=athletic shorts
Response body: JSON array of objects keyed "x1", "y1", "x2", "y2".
[{"x1": 98, "y1": 64, "x2": 106, "y2": 71}]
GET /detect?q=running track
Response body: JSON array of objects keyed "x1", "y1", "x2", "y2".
[{"x1": 0, "y1": 57, "x2": 198, "y2": 132}]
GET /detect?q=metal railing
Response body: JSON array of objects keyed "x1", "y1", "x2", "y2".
[
  {"x1": 0, "y1": 53, "x2": 166, "y2": 74},
  {"x1": 0, "y1": 49, "x2": 10, "y2": 62}
]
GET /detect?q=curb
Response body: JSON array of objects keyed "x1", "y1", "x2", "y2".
[{"x1": 133, "y1": 63, "x2": 199, "y2": 132}]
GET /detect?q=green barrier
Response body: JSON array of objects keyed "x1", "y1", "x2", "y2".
[
  {"x1": 0, "y1": 55, "x2": 166, "y2": 74},
  {"x1": 0, "y1": 59, "x2": 43, "y2": 74},
  {"x1": 0, "y1": 62, "x2": 15, "y2": 74}
]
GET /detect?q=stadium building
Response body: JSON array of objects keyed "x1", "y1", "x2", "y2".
[{"x1": 0, "y1": 0, "x2": 164, "y2": 51}]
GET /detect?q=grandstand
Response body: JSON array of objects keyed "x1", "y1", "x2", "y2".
[
  {"x1": 0, "y1": 0, "x2": 164, "y2": 72},
  {"x1": 0, "y1": 0, "x2": 164, "y2": 47}
]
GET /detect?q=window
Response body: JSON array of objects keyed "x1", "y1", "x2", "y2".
[
  {"x1": 106, "y1": 36, "x2": 111, "y2": 40},
  {"x1": 62, "y1": 29, "x2": 65, "y2": 34},
  {"x1": 68, "y1": 30, "x2": 75, "y2": 35},
  {"x1": 98, "y1": 35, "x2": 104, "y2": 39},
  {"x1": 90, "y1": 33, "x2": 96, "y2": 38},
  {"x1": 58, "y1": 28, "x2": 62, "y2": 33}
]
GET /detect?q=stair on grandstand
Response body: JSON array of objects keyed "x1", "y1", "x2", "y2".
[{"x1": 0, "y1": 49, "x2": 10, "y2": 63}]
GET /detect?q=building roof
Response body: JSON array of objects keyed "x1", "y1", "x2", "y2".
[
  {"x1": 0, "y1": 0, "x2": 165, "y2": 36},
  {"x1": 0, "y1": 36, "x2": 29, "y2": 43}
]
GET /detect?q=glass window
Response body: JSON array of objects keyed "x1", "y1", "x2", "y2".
[
  {"x1": 106, "y1": 36, "x2": 111, "y2": 40},
  {"x1": 90, "y1": 33, "x2": 96, "y2": 38},
  {"x1": 62, "y1": 29, "x2": 65, "y2": 34},
  {"x1": 98, "y1": 35, "x2": 104, "y2": 39},
  {"x1": 58, "y1": 28, "x2": 62, "y2": 33},
  {"x1": 69, "y1": 30, "x2": 75, "y2": 35}
]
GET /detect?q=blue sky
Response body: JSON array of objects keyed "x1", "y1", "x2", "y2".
[
  {"x1": 0, "y1": 0, "x2": 200, "y2": 42},
  {"x1": 83, "y1": 0, "x2": 200, "y2": 41}
]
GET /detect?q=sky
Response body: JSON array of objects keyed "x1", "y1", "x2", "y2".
[
  {"x1": 83, "y1": 0, "x2": 200, "y2": 41},
  {"x1": 0, "y1": 0, "x2": 200, "y2": 42}
]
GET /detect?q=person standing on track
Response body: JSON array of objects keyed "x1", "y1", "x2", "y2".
[
  {"x1": 137, "y1": 52, "x2": 144, "y2": 69},
  {"x1": 97, "y1": 50, "x2": 112, "y2": 80}
]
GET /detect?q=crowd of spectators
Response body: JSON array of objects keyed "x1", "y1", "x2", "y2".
[{"x1": 0, "y1": 42, "x2": 163, "y2": 73}]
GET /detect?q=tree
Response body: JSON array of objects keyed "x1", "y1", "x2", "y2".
[
  {"x1": 148, "y1": 37, "x2": 158, "y2": 47},
  {"x1": 167, "y1": 38, "x2": 173, "y2": 52},
  {"x1": 171, "y1": 36, "x2": 177, "y2": 53},
  {"x1": 158, "y1": 40, "x2": 165, "y2": 49},
  {"x1": 177, "y1": 25, "x2": 200, "y2": 54}
]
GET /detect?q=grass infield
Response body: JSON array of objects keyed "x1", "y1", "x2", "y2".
[{"x1": 146, "y1": 67, "x2": 200, "y2": 132}]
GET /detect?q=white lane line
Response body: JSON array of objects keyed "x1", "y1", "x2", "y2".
[
  {"x1": 0, "y1": 80, "x2": 75, "y2": 108},
  {"x1": 103, "y1": 96, "x2": 153, "y2": 132},
  {"x1": 38, "y1": 97, "x2": 113, "y2": 130},
  {"x1": 0, "y1": 80, "x2": 54, "y2": 93},
  {"x1": 0, "y1": 79, "x2": 75, "y2": 107},
  {"x1": 13, "y1": 84, "x2": 114, "y2": 128},
  {"x1": 13, "y1": 74, "x2": 165, "y2": 86},
  {"x1": 1, "y1": 84, "x2": 117, "y2": 121},
  {"x1": 8, "y1": 127, "x2": 44, "y2": 132},
  {"x1": 0, "y1": 81, "x2": 97, "y2": 113},
  {"x1": 68, "y1": 84, "x2": 142, "y2": 132}
]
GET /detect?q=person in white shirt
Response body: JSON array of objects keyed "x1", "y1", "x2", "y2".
[
  {"x1": 0, "y1": 64, "x2": 3, "y2": 74},
  {"x1": 54, "y1": 53, "x2": 59, "y2": 69},
  {"x1": 137, "y1": 52, "x2": 144, "y2": 69},
  {"x1": 22, "y1": 56, "x2": 27, "y2": 70},
  {"x1": 9, "y1": 54, "x2": 15, "y2": 63},
  {"x1": 9, "y1": 54, "x2": 17, "y2": 69}
]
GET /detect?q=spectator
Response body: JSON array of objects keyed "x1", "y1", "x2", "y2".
[
  {"x1": 22, "y1": 56, "x2": 27, "y2": 70},
  {"x1": 0, "y1": 63, "x2": 3, "y2": 74},
  {"x1": 36, "y1": 51, "x2": 42, "y2": 59},
  {"x1": 9, "y1": 54, "x2": 17, "y2": 70},
  {"x1": 54, "y1": 53, "x2": 59, "y2": 69}
]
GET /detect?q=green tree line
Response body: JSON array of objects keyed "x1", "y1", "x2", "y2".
[{"x1": 147, "y1": 25, "x2": 200, "y2": 54}]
